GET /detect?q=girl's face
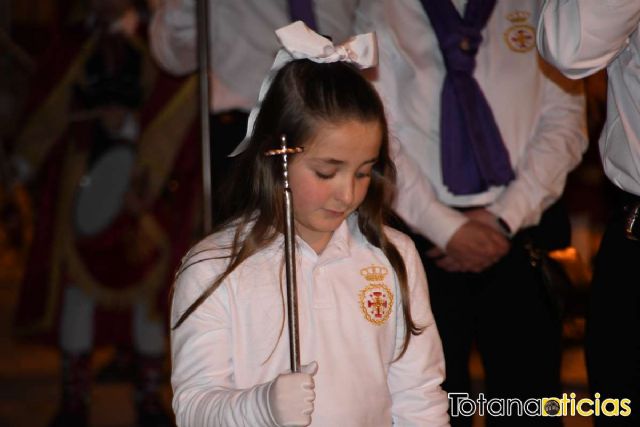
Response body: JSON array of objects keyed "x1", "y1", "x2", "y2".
[{"x1": 288, "y1": 119, "x2": 382, "y2": 253}]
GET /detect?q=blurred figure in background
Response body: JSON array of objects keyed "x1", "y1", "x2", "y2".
[
  {"x1": 538, "y1": 1, "x2": 640, "y2": 425},
  {"x1": 11, "y1": 1, "x2": 200, "y2": 426},
  {"x1": 149, "y1": 0, "x2": 359, "y2": 219}
]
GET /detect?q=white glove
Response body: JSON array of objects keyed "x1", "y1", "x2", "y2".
[{"x1": 268, "y1": 361, "x2": 318, "y2": 427}]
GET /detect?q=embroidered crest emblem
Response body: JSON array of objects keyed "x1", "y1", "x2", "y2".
[
  {"x1": 359, "y1": 265, "x2": 394, "y2": 325},
  {"x1": 504, "y1": 11, "x2": 535, "y2": 53}
]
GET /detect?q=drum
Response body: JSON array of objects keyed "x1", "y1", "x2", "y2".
[{"x1": 73, "y1": 144, "x2": 135, "y2": 237}]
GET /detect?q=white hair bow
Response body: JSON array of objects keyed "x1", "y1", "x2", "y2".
[{"x1": 229, "y1": 21, "x2": 378, "y2": 156}]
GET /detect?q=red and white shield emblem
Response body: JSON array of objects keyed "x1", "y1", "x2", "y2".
[
  {"x1": 503, "y1": 11, "x2": 535, "y2": 53},
  {"x1": 359, "y1": 284, "x2": 394, "y2": 325},
  {"x1": 504, "y1": 25, "x2": 535, "y2": 52}
]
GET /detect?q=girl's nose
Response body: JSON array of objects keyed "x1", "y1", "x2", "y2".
[{"x1": 335, "y1": 177, "x2": 355, "y2": 206}]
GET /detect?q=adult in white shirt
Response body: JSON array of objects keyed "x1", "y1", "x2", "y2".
[
  {"x1": 149, "y1": 0, "x2": 358, "y2": 213},
  {"x1": 356, "y1": 1, "x2": 587, "y2": 425},
  {"x1": 538, "y1": 1, "x2": 640, "y2": 425}
]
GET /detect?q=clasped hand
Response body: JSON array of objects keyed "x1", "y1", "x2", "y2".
[{"x1": 427, "y1": 208, "x2": 510, "y2": 273}]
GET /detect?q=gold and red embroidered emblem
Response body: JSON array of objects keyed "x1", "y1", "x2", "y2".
[
  {"x1": 504, "y1": 11, "x2": 535, "y2": 53},
  {"x1": 359, "y1": 265, "x2": 394, "y2": 325}
]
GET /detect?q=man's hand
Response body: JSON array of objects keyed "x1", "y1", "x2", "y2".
[
  {"x1": 464, "y1": 208, "x2": 509, "y2": 235},
  {"x1": 427, "y1": 209, "x2": 510, "y2": 273}
]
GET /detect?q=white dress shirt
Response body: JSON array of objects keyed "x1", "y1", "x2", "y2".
[
  {"x1": 355, "y1": 0, "x2": 587, "y2": 249},
  {"x1": 170, "y1": 214, "x2": 449, "y2": 426},
  {"x1": 537, "y1": 0, "x2": 640, "y2": 197},
  {"x1": 150, "y1": 0, "x2": 358, "y2": 112}
]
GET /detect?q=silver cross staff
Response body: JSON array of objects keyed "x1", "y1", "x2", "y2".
[{"x1": 265, "y1": 135, "x2": 304, "y2": 373}]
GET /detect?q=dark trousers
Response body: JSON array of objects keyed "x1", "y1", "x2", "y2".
[
  {"x1": 587, "y1": 189, "x2": 640, "y2": 427},
  {"x1": 209, "y1": 110, "x2": 249, "y2": 220},
  {"x1": 409, "y1": 205, "x2": 568, "y2": 427}
]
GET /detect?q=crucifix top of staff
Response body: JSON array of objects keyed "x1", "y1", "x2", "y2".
[{"x1": 265, "y1": 135, "x2": 304, "y2": 188}]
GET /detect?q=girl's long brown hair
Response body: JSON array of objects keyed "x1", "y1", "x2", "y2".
[{"x1": 174, "y1": 59, "x2": 424, "y2": 358}]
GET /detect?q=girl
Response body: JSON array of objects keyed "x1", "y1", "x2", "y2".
[{"x1": 170, "y1": 22, "x2": 449, "y2": 426}]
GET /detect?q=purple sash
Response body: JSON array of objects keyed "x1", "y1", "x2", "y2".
[
  {"x1": 419, "y1": 0, "x2": 514, "y2": 195},
  {"x1": 288, "y1": 0, "x2": 317, "y2": 31}
]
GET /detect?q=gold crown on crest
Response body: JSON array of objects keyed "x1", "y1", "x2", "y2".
[
  {"x1": 506, "y1": 10, "x2": 530, "y2": 23},
  {"x1": 360, "y1": 265, "x2": 388, "y2": 282}
]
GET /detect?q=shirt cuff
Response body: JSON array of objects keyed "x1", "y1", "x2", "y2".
[
  {"x1": 261, "y1": 380, "x2": 280, "y2": 427},
  {"x1": 420, "y1": 202, "x2": 469, "y2": 249},
  {"x1": 486, "y1": 187, "x2": 530, "y2": 235},
  {"x1": 150, "y1": 9, "x2": 197, "y2": 75}
]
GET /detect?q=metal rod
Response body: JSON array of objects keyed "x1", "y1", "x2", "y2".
[
  {"x1": 196, "y1": 0, "x2": 213, "y2": 234},
  {"x1": 266, "y1": 135, "x2": 303, "y2": 373}
]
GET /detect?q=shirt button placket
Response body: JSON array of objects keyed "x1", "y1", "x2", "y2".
[{"x1": 312, "y1": 266, "x2": 331, "y2": 309}]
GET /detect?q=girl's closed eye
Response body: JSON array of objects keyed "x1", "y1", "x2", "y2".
[
  {"x1": 314, "y1": 166, "x2": 374, "y2": 180},
  {"x1": 356, "y1": 166, "x2": 375, "y2": 179},
  {"x1": 315, "y1": 170, "x2": 336, "y2": 180}
]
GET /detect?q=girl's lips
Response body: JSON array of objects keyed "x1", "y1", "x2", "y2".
[{"x1": 324, "y1": 209, "x2": 345, "y2": 217}]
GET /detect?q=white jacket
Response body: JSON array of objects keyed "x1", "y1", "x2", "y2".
[
  {"x1": 150, "y1": 0, "x2": 358, "y2": 112},
  {"x1": 538, "y1": 0, "x2": 640, "y2": 196},
  {"x1": 171, "y1": 214, "x2": 449, "y2": 426}
]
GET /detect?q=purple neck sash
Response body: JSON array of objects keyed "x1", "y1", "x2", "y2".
[
  {"x1": 288, "y1": 0, "x2": 318, "y2": 31},
  {"x1": 420, "y1": 0, "x2": 514, "y2": 195}
]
